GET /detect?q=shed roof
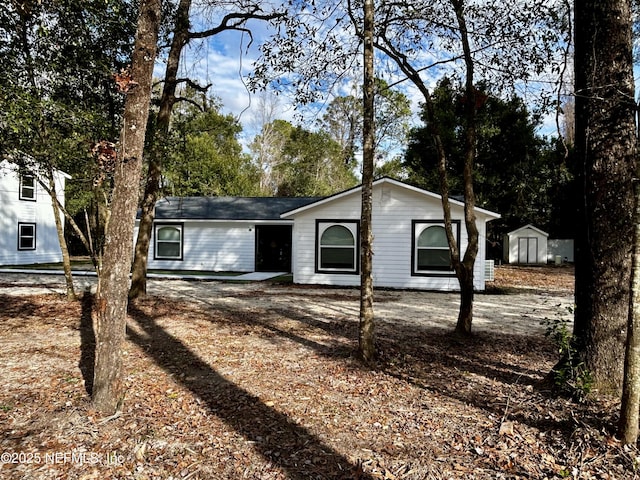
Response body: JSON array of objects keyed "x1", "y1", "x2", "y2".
[
  {"x1": 506, "y1": 224, "x2": 549, "y2": 237},
  {"x1": 153, "y1": 196, "x2": 322, "y2": 221}
]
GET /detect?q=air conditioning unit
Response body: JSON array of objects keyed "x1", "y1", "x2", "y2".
[{"x1": 485, "y1": 260, "x2": 495, "y2": 282}]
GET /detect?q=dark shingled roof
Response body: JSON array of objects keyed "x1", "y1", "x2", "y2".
[{"x1": 153, "y1": 196, "x2": 323, "y2": 221}]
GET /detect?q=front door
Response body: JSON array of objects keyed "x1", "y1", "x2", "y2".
[{"x1": 255, "y1": 225, "x2": 293, "y2": 272}]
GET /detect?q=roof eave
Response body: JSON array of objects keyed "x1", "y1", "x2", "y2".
[{"x1": 281, "y1": 177, "x2": 501, "y2": 219}]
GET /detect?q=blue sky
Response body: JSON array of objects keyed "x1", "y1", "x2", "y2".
[
  {"x1": 164, "y1": 26, "x2": 278, "y2": 141},
  {"x1": 154, "y1": 13, "x2": 426, "y2": 151},
  {"x1": 154, "y1": 7, "x2": 569, "y2": 154}
]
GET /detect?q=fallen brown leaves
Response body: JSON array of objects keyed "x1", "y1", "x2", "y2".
[
  {"x1": 0, "y1": 268, "x2": 635, "y2": 479},
  {"x1": 491, "y1": 264, "x2": 574, "y2": 294}
]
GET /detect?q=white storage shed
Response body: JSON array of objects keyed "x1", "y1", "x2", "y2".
[{"x1": 503, "y1": 224, "x2": 548, "y2": 264}]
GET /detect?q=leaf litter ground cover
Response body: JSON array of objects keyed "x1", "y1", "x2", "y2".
[{"x1": 0, "y1": 265, "x2": 636, "y2": 479}]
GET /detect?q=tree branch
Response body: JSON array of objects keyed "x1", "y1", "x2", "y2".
[
  {"x1": 175, "y1": 77, "x2": 212, "y2": 93},
  {"x1": 174, "y1": 95, "x2": 206, "y2": 111},
  {"x1": 189, "y1": 10, "x2": 285, "y2": 41}
]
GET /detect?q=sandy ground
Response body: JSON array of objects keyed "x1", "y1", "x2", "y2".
[
  {"x1": 0, "y1": 270, "x2": 574, "y2": 336},
  {"x1": 6, "y1": 266, "x2": 631, "y2": 480}
]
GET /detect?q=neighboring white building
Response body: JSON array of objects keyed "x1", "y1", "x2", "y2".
[
  {"x1": 503, "y1": 224, "x2": 549, "y2": 264},
  {"x1": 139, "y1": 177, "x2": 500, "y2": 291},
  {"x1": 0, "y1": 160, "x2": 69, "y2": 266},
  {"x1": 548, "y1": 239, "x2": 574, "y2": 263}
]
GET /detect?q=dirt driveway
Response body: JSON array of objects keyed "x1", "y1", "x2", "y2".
[{"x1": 0, "y1": 266, "x2": 574, "y2": 336}]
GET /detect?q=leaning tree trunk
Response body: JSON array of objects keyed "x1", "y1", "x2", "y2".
[
  {"x1": 45, "y1": 166, "x2": 76, "y2": 300},
  {"x1": 38, "y1": 165, "x2": 101, "y2": 274},
  {"x1": 357, "y1": 0, "x2": 483, "y2": 336},
  {"x1": 358, "y1": 0, "x2": 375, "y2": 362},
  {"x1": 92, "y1": 0, "x2": 161, "y2": 415},
  {"x1": 129, "y1": 157, "x2": 162, "y2": 299},
  {"x1": 130, "y1": 0, "x2": 191, "y2": 299},
  {"x1": 572, "y1": 0, "x2": 636, "y2": 395},
  {"x1": 453, "y1": 134, "x2": 479, "y2": 335},
  {"x1": 451, "y1": 0, "x2": 480, "y2": 336}
]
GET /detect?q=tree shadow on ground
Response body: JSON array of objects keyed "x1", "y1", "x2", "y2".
[
  {"x1": 192, "y1": 296, "x2": 359, "y2": 358},
  {"x1": 126, "y1": 302, "x2": 373, "y2": 480},
  {"x1": 0, "y1": 295, "x2": 34, "y2": 320},
  {"x1": 200, "y1": 294, "x2": 546, "y2": 386},
  {"x1": 191, "y1": 294, "x2": 615, "y2": 439},
  {"x1": 78, "y1": 289, "x2": 95, "y2": 395}
]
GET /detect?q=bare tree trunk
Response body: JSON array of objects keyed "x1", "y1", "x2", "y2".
[
  {"x1": 130, "y1": 0, "x2": 192, "y2": 299},
  {"x1": 359, "y1": 0, "x2": 375, "y2": 362},
  {"x1": 451, "y1": 0, "x2": 479, "y2": 336},
  {"x1": 92, "y1": 0, "x2": 161, "y2": 415},
  {"x1": 36, "y1": 168, "x2": 101, "y2": 272},
  {"x1": 370, "y1": 39, "x2": 473, "y2": 334},
  {"x1": 129, "y1": 157, "x2": 161, "y2": 299},
  {"x1": 455, "y1": 267, "x2": 474, "y2": 334},
  {"x1": 374, "y1": 1, "x2": 481, "y2": 336},
  {"x1": 573, "y1": 0, "x2": 635, "y2": 394},
  {"x1": 619, "y1": 171, "x2": 640, "y2": 443},
  {"x1": 129, "y1": 2, "x2": 283, "y2": 297},
  {"x1": 45, "y1": 167, "x2": 76, "y2": 300}
]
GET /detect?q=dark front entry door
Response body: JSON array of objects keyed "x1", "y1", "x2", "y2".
[{"x1": 255, "y1": 225, "x2": 293, "y2": 272}]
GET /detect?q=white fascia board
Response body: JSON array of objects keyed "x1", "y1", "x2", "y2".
[{"x1": 280, "y1": 176, "x2": 501, "y2": 220}]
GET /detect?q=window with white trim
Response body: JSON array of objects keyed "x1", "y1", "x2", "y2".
[
  {"x1": 316, "y1": 220, "x2": 359, "y2": 274},
  {"x1": 18, "y1": 223, "x2": 36, "y2": 250},
  {"x1": 19, "y1": 175, "x2": 36, "y2": 201},
  {"x1": 412, "y1": 220, "x2": 459, "y2": 275},
  {"x1": 154, "y1": 224, "x2": 183, "y2": 260}
]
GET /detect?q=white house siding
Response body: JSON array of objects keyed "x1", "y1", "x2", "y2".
[
  {"x1": 144, "y1": 221, "x2": 256, "y2": 272},
  {"x1": 288, "y1": 181, "x2": 494, "y2": 291},
  {"x1": 0, "y1": 161, "x2": 66, "y2": 265}
]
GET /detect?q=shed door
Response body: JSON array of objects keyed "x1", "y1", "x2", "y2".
[{"x1": 518, "y1": 237, "x2": 538, "y2": 264}]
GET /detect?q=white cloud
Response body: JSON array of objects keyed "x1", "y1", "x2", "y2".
[{"x1": 168, "y1": 26, "x2": 301, "y2": 147}]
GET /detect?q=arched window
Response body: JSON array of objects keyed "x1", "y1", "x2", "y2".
[
  {"x1": 412, "y1": 221, "x2": 458, "y2": 274},
  {"x1": 416, "y1": 225, "x2": 450, "y2": 270},
  {"x1": 317, "y1": 221, "x2": 359, "y2": 273},
  {"x1": 155, "y1": 224, "x2": 183, "y2": 260}
]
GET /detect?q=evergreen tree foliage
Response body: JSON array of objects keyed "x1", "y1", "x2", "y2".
[
  {"x1": 404, "y1": 78, "x2": 575, "y2": 241},
  {"x1": 164, "y1": 99, "x2": 261, "y2": 197},
  {"x1": 0, "y1": 0, "x2": 138, "y2": 292},
  {"x1": 0, "y1": 0, "x2": 136, "y2": 175}
]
